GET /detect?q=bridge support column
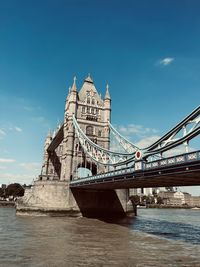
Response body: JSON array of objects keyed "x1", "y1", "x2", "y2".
[{"x1": 71, "y1": 188, "x2": 135, "y2": 219}]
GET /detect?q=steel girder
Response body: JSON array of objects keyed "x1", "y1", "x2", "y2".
[
  {"x1": 143, "y1": 105, "x2": 200, "y2": 158},
  {"x1": 72, "y1": 105, "x2": 200, "y2": 166},
  {"x1": 108, "y1": 121, "x2": 139, "y2": 153},
  {"x1": 72, "y1": 116, "x2": 135, "y2": 166}
]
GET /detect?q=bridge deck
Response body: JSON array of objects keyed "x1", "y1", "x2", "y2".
[{"x1": 70, "y1": 160, "x2": 200, "y2": 190}]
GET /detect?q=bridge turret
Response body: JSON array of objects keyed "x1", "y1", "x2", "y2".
[
  {"x1": 61, "y1": 76, "x2": 78, "y2": 180},
  {"x1": 104, "y1": 84, "x2": 111, "y2": 121},
  {"x1": 41, "y1": 131, "x2": 52, "y2": 176},
  {"x1": 103, "y1": 84, "x2": 111, "y2": 151}
]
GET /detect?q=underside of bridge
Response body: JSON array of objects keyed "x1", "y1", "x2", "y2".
[{"x1": 70, "y1": 161, "x2": 200, "y2": 190}]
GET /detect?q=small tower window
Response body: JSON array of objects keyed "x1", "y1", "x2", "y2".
[
  {"x1": 98, "y1": 130, "x2": 102, "y2": 137},
  {"x1": 87, "y1": 107, "x2": 90, "y2": 113},
  {"x1": 86, "y1": 126, "x2": 93, "y2": 136},
  {"x1": 91, "y1": 108, "x2": 94, "y2": 114},
  {"x1": 87, "y1": 97, "x2": 90, "y2": 104},
  {"x1": 82, "y1": 107, "x2": 85, "y2": 113},
  {"x1": 92, "y1": 98, "x2": 95, "y2": 105}
]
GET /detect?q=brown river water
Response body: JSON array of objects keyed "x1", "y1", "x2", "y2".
[{"x1": 0, "y1": 208, "x2": 200, "y2": 267}]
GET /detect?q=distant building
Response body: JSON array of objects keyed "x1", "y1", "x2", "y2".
[
  {"x1": 158, "y1": 191, "x2": 200, "y2": 207},
  {"x1": 188, "y1": 196, "x2": 200, "y2": 207},
  {"x1": 0, "y1": 184, "x2": 7, "y2": 189}
]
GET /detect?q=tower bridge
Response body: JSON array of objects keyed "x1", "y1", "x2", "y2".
[{"x1": 16, "y1": 75, "x2": 200, "y2": 218}]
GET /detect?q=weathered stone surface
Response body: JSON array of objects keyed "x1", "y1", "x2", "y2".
[{"x1": 16, "y1": 180, "x2": 80, "y2": 216}]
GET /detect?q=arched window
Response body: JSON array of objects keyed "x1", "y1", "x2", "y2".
[
  {"x1": 87, "y1": 107, "x2": 90, "y2": 113},
  {"x1": 91, "y1": 108, "x2": 94, "y2": 114},
  {"x1": 98, "y1": 130, "x2": 101, "y2": 137},
  {"x1": 86, "y1": 126, "x2": 93, "y2": 136},
  {"x1": 82, "y1": 107, "x2": 85, "y2": 113},
  {"x1": 92, "y1": 98, "x2": 95, "y2": 105},
  {"x1": 87, "y1": 97, "x2": 90, "y2": 104}
]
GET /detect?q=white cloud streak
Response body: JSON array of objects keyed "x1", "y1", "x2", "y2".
[
  {"x1": 116, "y1": 124, "x2": 158, "y2": 138},
  {"x1": 19, "y1": 162, "x2": 41, "y2": 171},
  {"x1": 0, "y1": 129, "x2": 6, "y2": 139},
  {"x1": 135, "y1": 135, "x2": 161, "y2": 149},
  {"x1": 0, "y1": 158, "x2": 16, "y2": 163},
  {"x1": 15, "y1": 126, "x2": 22, "y2": 132},
  {"x1": 159, "y1": 57, "x2": 174, "y2": 66},
  {"x1": 0, "y1": 173, "x2": 36, "y2": 185}
]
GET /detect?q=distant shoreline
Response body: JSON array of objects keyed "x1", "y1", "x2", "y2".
[
  {"x1": 0, "y1": 201, "x2": 15, "y2": 207},
  {"x1": 146, "y1": 204, "x2": 199, "y2": 209}
]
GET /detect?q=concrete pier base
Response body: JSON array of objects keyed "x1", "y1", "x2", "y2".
[
  {"x1": 16, "y1": 180, "x2": 135, "y2": 218},
  {"x1": 16, "y1": 180, "x2": 80, "y2": 216}
]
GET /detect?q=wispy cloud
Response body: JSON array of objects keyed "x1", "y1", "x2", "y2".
[
  {"x1": 23, "y1": 105, "x2": 41, "y2": 111},
  {"x1": 0, "y1": 166, "x2": 7, "y2": 170},
  {"x1": 116, "y1": 124, "x2": 158, "y2": 138},
  {"x1": 15, "y1": 126, "x2": 22, "y2": 132},
  {"x1": 135, "y1": 135, "x2": 160, "y2": 149},
  {"x1": 0, "y1": 172, "x2": 36, "y2": 185},
  {"x1": 0, "y1": 158, "x2": 16, "y2": 163},
  {"x1": 0, "y1": 129, "x2": 6, "y2": 139},
  {"x1": 158, "y1": 57, "x2": 174, "y2": 66},
  {"x1": 31, "y1": 116, "x2": 50, "y2": 129},
  {"x1": 19, "y1": 162, "x2": 41, "y2": 171}
]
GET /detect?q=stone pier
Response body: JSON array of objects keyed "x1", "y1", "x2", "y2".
[{"x1": 16, "y1": 180, "x2": 135, "y2": 218}]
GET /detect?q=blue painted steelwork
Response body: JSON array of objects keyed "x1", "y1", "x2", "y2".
[
  {"x1": 70, "y1": 150, "x2": 200, "y2": 187},
  {"x1": 70, "y1": 166, "x2": 134, "y2": 185},
  {"x1": 145, "y1": 150, "x2": 200, "y2": 169}
]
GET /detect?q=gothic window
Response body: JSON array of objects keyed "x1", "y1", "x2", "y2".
[
  {"x1": 87, "y1": 97, "x2": 90, "y2": 104},
  {"x1": 86, "y1": 126, "x2": 93, "y2": 136},
  {"x1": 92, "y1": 98, "x2": 95, "y2": 105},
  {"x1": 98, "y1": 130, "x2": 101, "y2": 137}
]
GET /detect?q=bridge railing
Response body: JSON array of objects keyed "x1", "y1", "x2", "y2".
[
  {"x1": 144, "y1": 150, "x2": 200, "y2": 170},
  {"x1": 70, "y1": 150, "x2": 200, "y2": 186},
  {"x1": 70, "y1": 166, "x2": 134, "y2": 185}
]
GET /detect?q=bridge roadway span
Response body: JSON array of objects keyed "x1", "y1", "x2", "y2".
[{"x1": 70, "y1": 151, "x2": 200, "y2": 189}]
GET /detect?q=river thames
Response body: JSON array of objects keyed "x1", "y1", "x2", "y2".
[{"x1": 0, "y1": 207, "x2": 200, "y2": 267}]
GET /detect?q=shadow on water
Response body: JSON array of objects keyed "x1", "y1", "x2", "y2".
[{"x1": 99, "y1": 213, "x2": 200, "y2": 245}]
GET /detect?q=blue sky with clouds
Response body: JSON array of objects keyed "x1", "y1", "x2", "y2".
[{"x1": 1, "y1": 0, "x2": 200, "y2": 195}]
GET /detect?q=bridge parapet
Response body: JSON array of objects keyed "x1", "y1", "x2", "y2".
[
  {"x1": 144, "y1": 151, "x2": 200, "y2": 170},
  {"x1": 70, "y1": 166, "x2": 134, "y2": 186}
]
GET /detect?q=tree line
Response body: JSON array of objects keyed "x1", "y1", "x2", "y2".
[{"x1": 0, "y1": 183, "x2": 25, "y2": 199}]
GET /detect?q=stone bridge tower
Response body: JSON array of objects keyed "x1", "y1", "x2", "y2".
[
  {"x1": 16, "y1": 75, "x2": 131, "y2": 218},
  {"x1": 41, "y1": 75, "x2": 111, "y2": 181}
]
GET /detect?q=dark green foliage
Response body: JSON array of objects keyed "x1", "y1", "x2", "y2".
[
  {"x1": 5, "y1": 183, "x2": 24, "y2": 197},
  {"x1": 157, "y1": 196, "x2": 163, "y2": 204},
  {"x1": 0, "y1": 188, "x2": 5, "y2": 197}
]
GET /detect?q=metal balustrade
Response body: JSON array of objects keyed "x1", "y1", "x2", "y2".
[
  {"x1": 144, "y1": 150, "x2": 200, "y2": 170},
  {"x1": 70, "y1": 150, "x2": 200, "y2": 187},
  {"x1": 70, "y1": 166, "x2": 134, "y2": 185}
]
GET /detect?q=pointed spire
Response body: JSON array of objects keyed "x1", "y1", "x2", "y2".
[
  {"x1": 85, "y1": 73, "x2": 93, "y2": 83},
  {"x1": 104, "y1": 84, "x2": 111, "y2": 100},
  {"x1": 47, "y1": 129, "x2": 51, "y2": 138},
  {"x1": 71, "y1": 76, "x2": 77, "y2": 92}
]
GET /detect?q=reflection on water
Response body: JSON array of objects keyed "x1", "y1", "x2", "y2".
[{"x1": 0, "y1": 208, "x2": 200, "y2": 266}]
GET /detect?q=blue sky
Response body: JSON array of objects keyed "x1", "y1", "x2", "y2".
[{"x1": 1, "y1": 0, "x2": 200, "y2": 195}]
